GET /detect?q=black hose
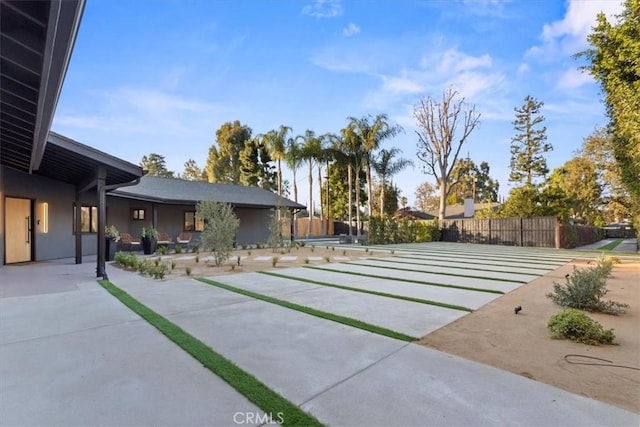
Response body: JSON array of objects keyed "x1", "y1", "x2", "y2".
[{"x1": 564, "y1": 354, "x2": 640, "y2": 371}]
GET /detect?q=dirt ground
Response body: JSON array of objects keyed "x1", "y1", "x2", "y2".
[
  {"x1": 419, "y1": 259, "x2": 640, "y2": 414},
  {"x1": 151, "y1": 245, "x2": 391, "y2": 277}
]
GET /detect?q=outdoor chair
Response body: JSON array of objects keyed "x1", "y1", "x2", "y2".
[
  {"x1": 176, "y1": 232, "x2": 192, "y2": 248},
  {"x1": 120, "y1": 233, "x2": 141, "y2": 251},
  {"x1": 157, "y1": 232, "x2": 174, "y2": 247}
]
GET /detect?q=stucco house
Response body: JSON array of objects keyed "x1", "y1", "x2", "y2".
[
  {"x1": 107, "y1": 175, "x2": 304, "y2": 246},
  {"x1": 0, "y1": 0, "x2": 303, "y2": 277}
]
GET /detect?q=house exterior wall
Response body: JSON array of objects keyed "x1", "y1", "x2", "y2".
[
  {"x1": 2, "y1": 167, "x2": 77, "y2": 262},
  {"x1": 235, "y1": 207, "x2": 271, "y2": 245},
  {"x1": 105, "y1": 197, "x2": 274, "y2": 247}
]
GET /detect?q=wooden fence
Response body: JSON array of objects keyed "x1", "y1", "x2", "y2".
[
  {"x1": 439, "y1": 217, "x2": 603, "y2": 248},
  {"x1": 440, "y1": 217, "x2": 559, "y2": 247}
]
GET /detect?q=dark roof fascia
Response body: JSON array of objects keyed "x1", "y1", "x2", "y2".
[
  {"x1": 108, "y1": 191, "x2": 301, "y2": 209},
  {"x1": 47, "y1": 132, "x2": 143, "y2": 177},
  {"x1": 30, "y1": 0, "x2": 86, "y2": 171}
]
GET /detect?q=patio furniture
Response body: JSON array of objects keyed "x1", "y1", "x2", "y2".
[
  {"x1": 157, "y1": 232, "x2": 174, "y2": 247},
  {"x1": 176, "y1": 232, "x2": 191, "y2": 248},
  {"x1": 120, "y1": 233, "x2": 141, "y2": 251}
]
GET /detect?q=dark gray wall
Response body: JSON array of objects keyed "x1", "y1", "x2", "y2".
[
  {"x1": 236, "y1": 207, "x2": 271, "y2": 245},
  {"x1": 3, "y1": 167, "x2": 77, "y2": 261}
]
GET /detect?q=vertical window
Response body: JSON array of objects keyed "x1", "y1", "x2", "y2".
[
  {"x1": 132, "y1": 209, "x2": 145, "y2": 220},
  {"x1": 74, "y1": 204, "x2": 98, "y2": 233},
  {"x1": 184, "y1": 211, "x2": 204, "y2": 231}
]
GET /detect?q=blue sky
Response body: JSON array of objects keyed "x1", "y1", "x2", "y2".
[{"x1": 53, "y1": 0, "x2": 623, "y2": 209}]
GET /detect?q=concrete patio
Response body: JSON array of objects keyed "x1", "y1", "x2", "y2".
[{"x1": 1, "y1": 246, "x2": 638, "y2": 426}]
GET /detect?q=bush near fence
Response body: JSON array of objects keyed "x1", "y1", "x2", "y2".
[
  {"x1": 440, "y1": 216, "x2": 604, "y2": 249},
  {"x1": 368, "y1": 215, "x2": 440, "y2": 245}
]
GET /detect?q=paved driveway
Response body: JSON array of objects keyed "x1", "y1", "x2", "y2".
[{"x1": 1, "y1": 244, "x2": 638, "y2": 426}]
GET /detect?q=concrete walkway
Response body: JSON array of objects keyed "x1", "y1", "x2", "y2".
[
  {"x1": 0, "y1": 259, "x2": 264, "y2": 426},
  {"x1": 1, "y1": 248, "x2": 638, "y2": 426},
  {"x1": 575, "y1": 238, "x2": 638, "y2": 253}
]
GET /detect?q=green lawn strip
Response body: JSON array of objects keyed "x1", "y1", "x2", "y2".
[
  {"x1": 259, "y1": 271, "x2": 473, "y2": 313},
  {"x1": 303, "y1": 266, "x2": 505, "y2": 295},
  {"x1": 393, "y1": 249, "x2": 571, "y2": 265},
  {"x1": 97, "y1": 280, "x2": 323, "y2": 427},
  {"x1": 196, "y1": 277, "x2": 416, "y2": 342},
  {"x1": 345, "y1": 261, "x2": 529, "y2": 284},
  {"x1": 597, "y1": 239, "x2": 624, "y2": 251},
  {"x1": 395, "y1": 254, "x2": 556, "y2": 271},
  {"x1": 367, "y1": 257, "x2": 544, "y2": 277}
]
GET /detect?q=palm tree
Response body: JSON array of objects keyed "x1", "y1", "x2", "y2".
[
  {"x1": 338, "y1": 123, "x2": 365, "y2": 236},
  {"x1": 285, "y1": 137, "x2": 303, "y2": 237},
  {"x1": 373, "y1": 148, "x2": 414, "y2": 216},
  {"x1": 347, "y1": 114, "x2": 403, "y2": 218},
  {"x1": 297, "y1": 130, "x2": 322, "y2": 238},
  {"x1": 261, "y1": 125, "x2": 291, "y2": 197}
]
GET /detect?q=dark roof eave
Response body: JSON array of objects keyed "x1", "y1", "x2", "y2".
[
  {"x1": 109, "y1": 191, "x2": 305, "y2": 209},
  {"x1": 30, "y1": 0, "x2": 86, "y2": 171},
  {"x1": 46, "y1": 132, "x2": 143, "y2": 177}
]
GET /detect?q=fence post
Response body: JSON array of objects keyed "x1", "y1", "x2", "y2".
[
  {"x1": 554, "y1": 220, "x2": 560, "y2": 249},
  {"x1": 488, "y1": 218, "x2": 493, "y2": 245},
  {"x1": 519, "y1": 218, "x2": 524, "y2": 247}
]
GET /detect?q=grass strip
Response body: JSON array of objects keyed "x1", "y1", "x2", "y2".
[
  {"x1": 597, "y1": 239, "x2": 624, "y2": 251},
  {"x1": 196, "y1": 277, "x2": 416, "y2": 342},
  {"x1": 346, "y1": 261, "x2": 529, "y2": 283},
  {"x1": 395, "y1": 255, "x2": 554, "y2": 271},
  {"x1": 368, "y1": 257, "x2": 544, "y2": 277},
  {"x1": 259, "y1": 271, "x2": 473, "y2": 313},
  {"x1": 304, "y1": 266, "x2": 504, "y2": 295},
  {"x1": 97, "y1": 280, "x2": 323, "y2": 427}
]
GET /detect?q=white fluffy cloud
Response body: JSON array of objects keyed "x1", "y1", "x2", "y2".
[
  {"x1": 527, "y1": 0, "x2": 623, "y2": 59},
  {"x1": 343, "y1": 22, "x2": 360, "y2": 37},
  {"x1": 302, "y1": 0, "x2": 343, "y2": 18}
]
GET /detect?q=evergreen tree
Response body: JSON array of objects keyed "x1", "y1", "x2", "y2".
[
  {"x1": 207, "y1": 121, "x2": 252, "y2": 184},
  {"x1": 140, "y1": 153, "x2": 174, "y2": 177},
  {"x1": 509, "y1": 96, "x2": 552, "y2": 186},
  {"x1": 180, "y1": 159, "x2": 207, "y2": 181}
]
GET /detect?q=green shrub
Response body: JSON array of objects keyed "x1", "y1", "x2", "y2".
[
  {"x1": 546, "y1": 257, "x2": 628, "y2": 315},
  {"x1": 114, "y1": 251, "x2": 138, "y2": 269},
  {"x1": 156, "y1": 245, "x2": 168, "y2": 255},
  {"x1": 304, "y1": 257, "x2": 310, "y2": 264},
  {"x1": 174, "y1": 245, "x2": 183, "y2": 254},
  {"x1": 415, "y1": 220, "x2": 440, "y2": 243},
  {"x1": 171, "y1": 260, "x2": 176, "y2": 270},
  {"x1": 323, "y1": 256, "x2": 330, "y2": 263},
  {"x1": 548, "y1": 309, "x2": 616, "y2": 345},
  {"x1": 272, "y1": 256, "x2": 279, "y2": 267},
  {"x1": 186, "y1": 266, "x2": 192, "y2": 276}
]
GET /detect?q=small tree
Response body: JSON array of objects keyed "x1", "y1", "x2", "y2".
[{"x1": 196, "y1": 201, "x2": 239, "y2": 266}]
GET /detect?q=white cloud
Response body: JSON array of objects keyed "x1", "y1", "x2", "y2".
[
  {"x1": 556, "y1": 67, "x2": 593, "y2": 89},
  {"x1": 437, "y1": 49, "x2": 492, "y2": 74},
  {"x1": 343, "y1": 22, "x2": 360, "y2": 37},
  {"x1": 55, "y1": 87, "x2": 222, "y2": 135},
  {"x1": 302, "y1": 0, "x2": 343, "y2": 18},
  {"x1": 527, "y1": 0, "x2": 624, "y2": 60},
  {"x1": 382, "y1": 75, "x2": 423, "y2": 95}
]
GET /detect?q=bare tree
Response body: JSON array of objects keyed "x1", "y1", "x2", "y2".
[{"x1": 414, "y1": 88, "x2": 481, "y2": 220}]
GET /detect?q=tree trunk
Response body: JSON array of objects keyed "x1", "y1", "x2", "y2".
[
  {"x1": 348, "y1": 163, "x2": 353, "y2": 236},
  {"x1": 318, "y1": 164, "x2": 324, "y2": 235},
  {"x1": 277, "y1": 159, "x2": 282, "y2": 197},
  {"x1": 366, "y1": 162, "x2": 373, "y2": 219},
  {"x1": 380, "y1": 177, "x2": 385, "y2": 216},
  {"x1": 293, "y1": 169, "x2": 298, "y2": 238},
  {"x1": 439, "y1": 175, "x2": 447, "y2": 221},
  {"x1": 355, "y1": 169, "x2": 361, "y2": 237},
  {"x1": 307, "y1": 161, "x2": 313, "y2": 238}
]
